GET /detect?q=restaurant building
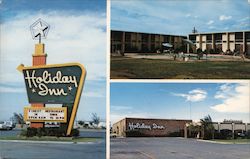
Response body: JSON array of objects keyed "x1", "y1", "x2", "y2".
[
  {"x1": 111, "y1": 30, "x2": 187, "y2": 53},
  {"x1": 112, "y1": 118, "x2": 192, "y2": 137},
  {"x1": 188, "y1": 31, "x2": 250, "y2": 55}
]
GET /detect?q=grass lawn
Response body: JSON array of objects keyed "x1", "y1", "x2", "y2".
[
  {"x1": 0, "y1": 136, "x2": 101, "y2": 142},
  {"x1": 111, "y1": 57, "x2": 250, "y2": 79},
  {"x1": 212, "y1": 139, "x2": 250, "y2": 144}
]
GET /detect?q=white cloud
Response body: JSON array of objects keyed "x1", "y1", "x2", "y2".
[
  {"x1": 0, "y1": 11, "x2": 106, "y2": 84},
  {"x1": 207, "y1": 20, "x2": 214, "y2": 25},
  {"x1": 173, "y1": 89, "x2": 207, "y2": 102},
  {"x1": 248, "y1": 0, "x2": 250, "y2": 4},
  {"x1": 211, "y1": 83, "x2": 250, "y2": 113},
  {"x1": 214, "y1": 83, "x2": 233, "y2": 99},
  {"x1": 219, "y1": 15, "x2": 232, "y2": 21},
  {"x1": 185, "y1": 14, "x2": 191, "y2": 17}
]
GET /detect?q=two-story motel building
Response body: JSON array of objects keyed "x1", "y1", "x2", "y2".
[
  {"x1": 188, "y1": 31, "x2": 250, "y2": 54},
  {"x1": 111, "y1": 30, "x2": 186, "y2": 53},
  {"x1": 111, "y1": 30, "x2": 250, "y2": 55}
]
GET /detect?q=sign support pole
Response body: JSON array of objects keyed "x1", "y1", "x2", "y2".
[{"x1": 30, "y1": 43, "x2": 47, "y2": 128}]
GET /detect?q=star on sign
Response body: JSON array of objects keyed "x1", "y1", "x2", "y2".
[
  {"x1": 32, "y1": 88, "x2": 36, "y2": 93},
  {"x1": 33, "y1": 21, "x2": 48, "y2": 37},
  {"x1": 68, "y1": 86, "x2": 73, "y2": 91},
  {"x1": 30, "y1": 18, "x2": 50, "y2": 40}
]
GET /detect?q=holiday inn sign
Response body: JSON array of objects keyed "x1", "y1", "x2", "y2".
[
  {"x1": 17, "y1": 18, "x2": 86, "y2": 136},
  {"x1": 21, "y1": 63, "x2": 83, "y2": 103},
  {"x1": 18, "y1": 63, "x2": 86, "y2": 135}
]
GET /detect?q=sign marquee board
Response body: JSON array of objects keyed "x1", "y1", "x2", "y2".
[
  {"x1": 18, "y1": 63, "x2": 86, "y2": 135},
  {"x1": 24, "y1": 107, "x2": 67, "y2": 122}
]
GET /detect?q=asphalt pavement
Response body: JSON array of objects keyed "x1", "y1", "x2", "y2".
[
  {"x1": 0, "y1": 140, "x2": 105, "y2": 159},
  {"x1": 0, "y1": 129, "x2": 106, "y2": 159},
  {"x1": 111, "y1": 137, "x2": 250, "y2": 159}
]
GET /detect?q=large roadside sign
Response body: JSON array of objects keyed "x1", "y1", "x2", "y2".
[{"x1": 18, "y1": 63, "x2": 86, "y2": 135}]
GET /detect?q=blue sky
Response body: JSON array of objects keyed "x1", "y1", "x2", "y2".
[
  {"x1": 111, "y1": 0, "x2": 250, "y2": 35},
  {"x1": 0, "y1": 0, "x2": 106, "y2": 121},
  {"x1": 110, "y1": 82, "x2": 250, "y2": 124},
  {"x1": 0, "y1": 0, "x2": 106, "y2": 21}
]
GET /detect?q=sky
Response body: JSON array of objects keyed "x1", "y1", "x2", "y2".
[
  {"x1": 110, "y1": 82, "x2": 250, "y2": 124},
  {"x1": 111, "y1": 0, "x2": 250, "y2": 35},
  {"x1": 0, "y1": 0, "x2": 106, "y2": 121}
]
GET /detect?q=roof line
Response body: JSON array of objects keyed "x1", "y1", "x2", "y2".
[
  {"x1": 189, "y1": 30, "x2": 250, "y2": 35},
  {"x1": 111, "y1": 29, "x2": 187, "y2": 37}
]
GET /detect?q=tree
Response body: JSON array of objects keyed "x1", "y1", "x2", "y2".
[
  {"x1": 13, "y1": 113, "x2": 24, "y2": 128},
  {"x1": 78, "y1": 120, "x2": 85, "y2": 126},
  {"x1": 188, "y1": 123, "x2": 201, "y2": 138},
  {"x1": 91, "y1": 113, "x2": 100, "y2": 127},
  {"x1": 196, "y1": 48, "x2": 203, "y2": 60},
  {"x1": 200, "y1": 115, "x2": 214, "y2": 140}
]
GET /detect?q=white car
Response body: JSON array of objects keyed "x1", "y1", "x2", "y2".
[{"x1": 0, "y1": 121, "x2": 14, "y2": 130}]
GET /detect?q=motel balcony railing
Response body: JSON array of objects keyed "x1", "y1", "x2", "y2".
[
  {"x1": 215, "y1": 40, "x2": 222, "y2": 43},
  {"x1": 235, "y1": 39, "x2": 243, "y2": 42}
]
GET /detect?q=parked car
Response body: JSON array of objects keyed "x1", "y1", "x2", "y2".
[
  {"x1": 0, "y1": 121, "x2": 14, "y2": 130},
  {"x1": 237, "y1": 132, "x2": 245, "y2": 137},
  {"x1": 110, "y1": 133, "x2": 117, "y2": 138}
]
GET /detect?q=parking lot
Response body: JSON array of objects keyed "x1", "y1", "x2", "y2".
[{"x1": 111, "y1": 137, "x2": 250, "y2": 159}]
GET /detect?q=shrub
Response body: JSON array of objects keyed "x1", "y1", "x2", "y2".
[
  {"x1": 246, "y1": 130, "x2": 250, "y2": 139},
  {"x1": 71, "y1": 129, "x2": 80, "y2": 137},
  {"x1": 168, "y1": 130, "x2": 184, "y2": 137},
  {"x1": 209, "y1": 49, "x2": 215, "y2": 54},
  {"x1": 20, "y1": 127, "x2": 79, "y2": 137},
  {"x1": 214, "y1": 130, "x2": 232, "y2": 139},
  {"x1": 125, "y1": 130, "x2": 147, "y2": 137},
  {"x1": 26, "y1": 127, "x2": 37, "y2": 137},
  {"x1": 37, "y1": 128, "x2": 46, "y2": 137}
]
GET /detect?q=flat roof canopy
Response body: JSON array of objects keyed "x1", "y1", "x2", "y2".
[{"x1": 162, "y1": 43, "x2": 173, "y2": 47}]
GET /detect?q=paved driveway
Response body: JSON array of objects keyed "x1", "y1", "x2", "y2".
[{"x1": 111, "y1": 137, "x2": 250, "y2": 159}]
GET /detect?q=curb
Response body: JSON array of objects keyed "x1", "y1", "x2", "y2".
[
  {"x1": 0, "y1": 139, "x2": 102, "y2": 145},
  {"x1": 196, "y1": 139, "x2": 250, "y2": 145}
]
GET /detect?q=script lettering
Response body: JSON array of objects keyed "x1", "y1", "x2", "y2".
[{"x1": 25, "y1": 70, "x2": 78, "y2": 96}]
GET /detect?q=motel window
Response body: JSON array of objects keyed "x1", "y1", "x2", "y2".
[
  {"x1": 206, "y1": 34, "x2": 212, "y2": 40},
  {"x1": 235, "y1": 32, "x2": 243, "y2": 40},
  {"x1": 142, "y1": 34, "x2": 148, "y2": 43},
  {"x1": 151, "y1": 35, "x2": 155, "y2": 42},
  {"x1": 246, "y1": 32, "x2": 250, "y2": 41},
  {"x1": 214, "y1": 34, "x2": 222, "y2": 40},
  {"x1": 111, "y1": 31, "x2": 123, "y2": 41},
  {"x1": 125, "y1": 33, "x2": 131, "y2": 42}
]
